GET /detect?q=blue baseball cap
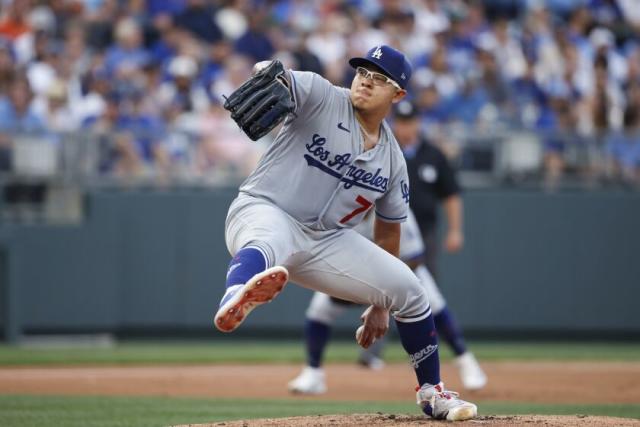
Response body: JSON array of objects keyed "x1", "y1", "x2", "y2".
[{"x1": 349, "y1": 45, "x2": 412, "y2": 90}]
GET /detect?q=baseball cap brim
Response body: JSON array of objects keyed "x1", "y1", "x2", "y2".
[{"x1": 349, "y1": 57, "x2": 401, "y2": 88}]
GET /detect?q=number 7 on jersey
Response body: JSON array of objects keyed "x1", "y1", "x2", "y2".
[{"x1": 339, "y1": 195, "x2": 373, "y2": 224}]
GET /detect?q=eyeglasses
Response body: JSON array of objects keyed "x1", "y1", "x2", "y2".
[{"x1": 355, "y1": 67, "x2": 401, "y2": 90}]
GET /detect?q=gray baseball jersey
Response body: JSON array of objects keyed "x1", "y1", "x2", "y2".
[
  {"x1": 226, "y1": 69, "x2": 430, "y2": 322},
  {"x1": 239, "y1": 71, "x2": 410, "y2": 231},
  {"x1": 354, "y1": 208, "x2": 425, "y2": 261}
]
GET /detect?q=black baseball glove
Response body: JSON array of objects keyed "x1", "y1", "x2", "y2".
[{"x1": 223, "y1": 60, "x2": 295, "y2": 141}]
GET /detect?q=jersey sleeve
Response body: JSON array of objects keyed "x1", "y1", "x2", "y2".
[
  {"x1": 375, "y1": 157, "x2": 410, "y2": 223},
  {"x1": 288, "y1": 70, "x2": 335, "y2": 118}
]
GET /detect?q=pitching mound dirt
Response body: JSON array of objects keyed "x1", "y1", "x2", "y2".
[{"x1": 176, "y1": 414, "x2": 640, "y2": 427}]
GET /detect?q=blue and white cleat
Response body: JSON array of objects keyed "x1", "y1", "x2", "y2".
[
  {"x1": 416, "y1": 382, "x2": 478, "y2": 421},
  {"x1": 214, "y1": 266, "x2": 289, "y2": 332}
]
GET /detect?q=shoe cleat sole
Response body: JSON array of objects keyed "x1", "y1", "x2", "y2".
[{"x1": 214, "y1": 266, "x2": 288, "y2": 332}]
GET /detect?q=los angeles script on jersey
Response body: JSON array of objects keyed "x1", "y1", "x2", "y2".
[{"x1": 303, "y1": 134, "x2": 389, "y2": 193}]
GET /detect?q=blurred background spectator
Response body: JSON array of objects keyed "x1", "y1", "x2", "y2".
[{"x1": 0, "y1": 0, "x2": 638, "y2": 212}]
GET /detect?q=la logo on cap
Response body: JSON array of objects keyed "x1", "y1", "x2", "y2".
[{"x1": 371, "y1": 47, "x2": 383, "y2": 59}]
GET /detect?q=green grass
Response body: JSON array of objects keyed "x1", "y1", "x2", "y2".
[
  {"x1": 0, "y1": 340, "x2": 639, "y2": 366},
  {"x1": 0, "y1": 395, "x2": 638, "y2": 427}
]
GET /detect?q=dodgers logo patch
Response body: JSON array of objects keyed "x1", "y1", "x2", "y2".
[{"x1": 401, "y1": 180, "x2": 410, "y2": 203}]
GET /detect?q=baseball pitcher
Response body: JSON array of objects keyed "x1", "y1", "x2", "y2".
[{"x1": 214, "y1": 45, "x2": 477, "y2": 421}]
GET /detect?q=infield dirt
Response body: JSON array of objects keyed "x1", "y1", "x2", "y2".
[
  {"x1": 1, "y1": 361, "x2": 638, "y2": 426},
  {"x1": 1, "y1": 361, "x2": 638, "y2": 403}
]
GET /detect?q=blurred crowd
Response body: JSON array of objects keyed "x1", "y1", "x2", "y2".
[{"x1": 0, "y1": 0, "x2": 639, "y2": 187}]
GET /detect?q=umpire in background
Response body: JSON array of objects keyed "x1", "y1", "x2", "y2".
[{"x1": 393, "y1": 100, "x2": 463, "y2": 278}]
